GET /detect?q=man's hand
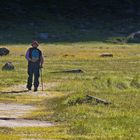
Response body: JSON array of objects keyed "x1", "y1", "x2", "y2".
[
  {"x1": 40, "y1": 65, "x2": 43, "y2": 69},
  {"x1": 29, "y1": 58, "x2": 32, "y2": 61}
]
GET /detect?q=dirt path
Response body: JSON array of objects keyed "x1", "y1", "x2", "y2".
[
  {"x1": 0, "y1": 83, "x2": 58, "y2": 127},
  {"x1": 0, "y1": 103, "x2": 36, "y2": 118},
  {"x1": 1, "y1": 83, "x2": 57, "y2": 96}
]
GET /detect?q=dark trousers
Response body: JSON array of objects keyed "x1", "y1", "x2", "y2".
[{"x1": 27, "y1": 62, "x2": 40, "y2": 88}]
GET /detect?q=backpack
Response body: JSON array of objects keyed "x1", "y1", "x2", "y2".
[{"x1": 29, "y1": 48, "x2": 41, "y2": 62}]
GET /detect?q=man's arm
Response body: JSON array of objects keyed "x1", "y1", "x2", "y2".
[{"x1": 25, "y1": 48, "x2": 31, "y2": 61}]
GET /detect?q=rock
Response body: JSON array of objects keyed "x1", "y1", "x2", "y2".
[
  {"x1": 127, "y1": 31, "x2": 140, "y2": 43},
  {"x1": 39, "y1": 32, "x2": 48, "y2": 40},
  {"x1": 86, "y1": 95, "x2": 111, "y2": 105},
  {"x1": 2, "y1": 62, "x2": 14, "y2": 70},
  {"x1": 63, "y1": 69, "x2": 84, "y2": 73},
  {"x1": 100, "y1": 53, "x2": 113, "y2": 57},
  {"x1": 63, "y1": 54, "x2": 75, "y2": 57},
  {"x1": 63, "y1": 54, "x2": 69, "y2": 57},
  {"x1": 52, "y1": 69, "x2": 84, "y2": 73},
  {"x1": 0, "y1": 48, "x2": 10, "y2": 56}
]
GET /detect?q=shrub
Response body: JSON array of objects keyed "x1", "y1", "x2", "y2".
[{"x1": 64, "y1": 93, "x2": 86, "y2": 106}]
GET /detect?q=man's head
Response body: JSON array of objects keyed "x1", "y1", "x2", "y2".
[{"x1": 31, "y1": 40, "x2": 39, "y2": 48}]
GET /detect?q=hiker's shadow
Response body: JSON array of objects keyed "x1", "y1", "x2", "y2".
[{"x1": 0, "y1": 90, "x2": 29, "y2": 94}]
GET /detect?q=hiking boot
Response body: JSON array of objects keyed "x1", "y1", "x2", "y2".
[
  {"x1": 34, "y1": 87, "x2": 38, "y2": 92},
  {"x1": 26, "y1": 86, "x2": 31, "y2": 90}
]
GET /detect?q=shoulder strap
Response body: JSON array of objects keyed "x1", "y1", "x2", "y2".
[
  {"x1": 29, "y1": 48, "x2": 33, "y2": 59},
  {"x1": 36, "y1": 48, "x2": 42, "y2": 58}
]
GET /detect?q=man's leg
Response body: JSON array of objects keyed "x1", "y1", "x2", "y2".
[
  {"x1": 27, "y1": 64, "x2": 33, "y2": 90},
  {"x1": 34, "y1": 64, "x2": 40, "y2": 91}
]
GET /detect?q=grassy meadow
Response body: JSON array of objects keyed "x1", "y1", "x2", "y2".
[{"x1": 0, "y1": 42, "x2": 140, "y2": 140}]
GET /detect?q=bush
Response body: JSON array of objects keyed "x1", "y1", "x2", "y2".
[{"x1": 64, "y1": 93, "x2": 86, "y2": 106}]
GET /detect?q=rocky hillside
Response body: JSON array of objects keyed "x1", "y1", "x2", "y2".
[
  {"x1": 1, "y1": 0, "x2": 140, "y2": 19},
  {"x1": 1, "y1": 0, "x2": 140, "y2": 44}
]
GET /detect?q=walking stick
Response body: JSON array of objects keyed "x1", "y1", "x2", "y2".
[{"x1": 40, "y1": 68, "x2": 43, "y2": 91}]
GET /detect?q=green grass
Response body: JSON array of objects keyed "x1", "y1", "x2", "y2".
[{"x1": 0, "y1": 42, "x2": 140, "y2": 139}]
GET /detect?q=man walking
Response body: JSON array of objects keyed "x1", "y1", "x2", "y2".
[{"x1": 25, "y1": 41, "x2": 44, "y2": 92}]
